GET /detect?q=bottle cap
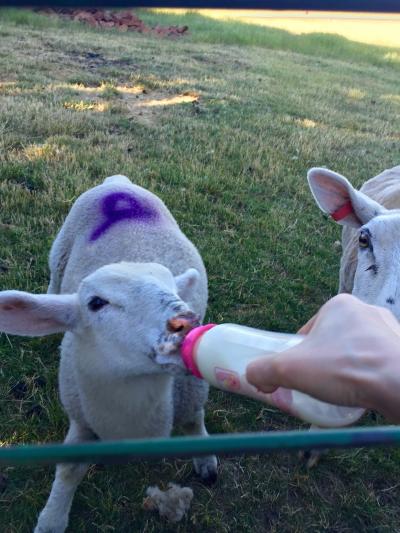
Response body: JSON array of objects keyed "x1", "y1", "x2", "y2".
[{"x1": 181, "y1": 323, "x2": 217, "y2": 378}]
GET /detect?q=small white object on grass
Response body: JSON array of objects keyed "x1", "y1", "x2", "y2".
[{"x1": 143, "y1": 483, "x2": 194, "y2": 522}]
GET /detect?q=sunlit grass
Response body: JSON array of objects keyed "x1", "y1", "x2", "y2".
[
  {"x1": 23, "y1": 143, "x2": 64, "y2": 161},
  {"x1": 381, "y1": 93, "x2": 400, "y2": 104},
  {"x1": 294, "y1": 118, "x2": 318, "y2": 128},
  {"x1": 138, "y1": 93, "x2": 198, "y2": 107},
  {"x1": 63, "y1": 100, "x2": 109, "y2": 112},
  {"x1": 346, "y1": 88, "x2": 366, "y2": 100},
  {"x1": 383, "y1": 51, "x2": 400, "y2": 62}
]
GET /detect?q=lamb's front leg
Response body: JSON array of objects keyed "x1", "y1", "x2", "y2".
[
  {"x1": 182, "y1": 409, "x2": 218, "y2": 484},
  {"x1": 34, "y1": 421, "x2": 95, "y2": 533},
  {"x1": 174, "y1": 376, "x2": 217, "y2": 483},
  {"x1": 299, "y1": 424, "x2": 327, "y2": 469}
]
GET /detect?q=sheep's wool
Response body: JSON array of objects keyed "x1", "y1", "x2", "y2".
[{"x1": 143, "y1": 483, "x2": 194, "y2": 522}]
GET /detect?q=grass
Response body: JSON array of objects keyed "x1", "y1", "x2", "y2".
[
  {"x1": 139, "y1": 9, "x2": 400, "y2": 69},
  {"x1": 147, "y1": 9, "x2": 400, "y2": 48},
  {"x1": 0, "y1": 7, "x2": 400, "y2": 532}
]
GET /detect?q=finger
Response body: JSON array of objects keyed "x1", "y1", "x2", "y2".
[
  {"x1": 246, "y1": 348, "x2": 293, "y2": 393},
  {"x1": 246, "y1": 341, "x2": 319, "y2": 395}
]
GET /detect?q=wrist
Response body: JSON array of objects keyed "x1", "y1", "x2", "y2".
[
  {"x1": 360, "y1": 344, "x2": 400, "y2": 422},
  {"x1": 368, "y1": 373, "x2": 400, "y2": 423},
  {"x1": 360, "y1": 373, "x2": 387, "y2": 413}
]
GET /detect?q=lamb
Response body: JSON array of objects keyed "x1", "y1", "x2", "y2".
[
  {"x1": 308, "y1": 164, "x2": 400, "y2": 316},
  {"x1": 0, "y1": 174, "x2": 217, "y2": 532}
]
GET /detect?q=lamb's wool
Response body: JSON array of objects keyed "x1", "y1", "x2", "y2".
[{"x1": 143, "y1": 483, "x2": 194, "y2": 522}]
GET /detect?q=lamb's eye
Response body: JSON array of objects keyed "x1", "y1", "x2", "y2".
[
  {"x1": 359, "y1": 233, "x2": 370, "y2": 249},
  {"x1": 88, "y1": 296, "x2": 109, "y2": 312}
]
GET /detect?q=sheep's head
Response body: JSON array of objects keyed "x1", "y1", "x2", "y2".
[
  {"x1": 0, "y1": 262, "x2": 200, "y2": 374},
  {"x1": 308, "y1": 167, "x2": 400, "y2": 319}
]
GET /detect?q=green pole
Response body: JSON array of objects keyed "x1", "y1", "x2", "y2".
[{"x1": 0, "y1": 426, "x2": 399, "y2": 466}]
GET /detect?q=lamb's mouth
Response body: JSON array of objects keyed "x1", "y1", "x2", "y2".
[
  {"x1": 153, "y1": 314, "x2": 200, "y2": 371},
  {"x1": 154, "y1": 333, "x2": 188, "y2": 368}
]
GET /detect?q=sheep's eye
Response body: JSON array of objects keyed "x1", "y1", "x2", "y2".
[
  {"x1": 359, "y1": 233, "x2": 370, "y2": 249},
  {"x1": 88, "y1": 296, "x2": 109, "y2": 312}
]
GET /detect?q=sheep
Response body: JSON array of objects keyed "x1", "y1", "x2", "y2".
[
  {"x1": 0, "y1": 175, "x2": 217, "y2": 533},
  {"x1": 308, "y1": 165, "x2": 400, "y2": 316},
  {"x1": 302, "y1": 165, "x2": 400, "y2": 467}
]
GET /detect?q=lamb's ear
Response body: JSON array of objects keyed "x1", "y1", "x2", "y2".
[
  {"x1": 0, "y1": 291, "x2": 79, "y2": 337},
  {"x1": 175, "y1": 268, "x2": 200, "y2": 300},
  {"x1": 307, "y1": 167, "x2": 385, "y2": 228}
]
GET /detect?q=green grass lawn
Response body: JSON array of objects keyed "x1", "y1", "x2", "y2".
[{"x1": 0, "y1": 8, "x2": 400, "y2": 532}]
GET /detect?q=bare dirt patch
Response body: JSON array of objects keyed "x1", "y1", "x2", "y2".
[{"x1": 63, "y1": 49, "x2": 139, "y2": 73}]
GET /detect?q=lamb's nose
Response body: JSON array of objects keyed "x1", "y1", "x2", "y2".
[{"x1": 167, "y1": 313, "x2": 199, "y2": 334}]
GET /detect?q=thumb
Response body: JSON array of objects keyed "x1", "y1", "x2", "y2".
[
  {"x1": 246, "y1": 344, "x2": 309, "y2": 394},
  {"x1": 246, "y1": 355, "x2": 285, "y2": 393}
]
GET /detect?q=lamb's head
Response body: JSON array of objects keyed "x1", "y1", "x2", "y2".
[
  {"x1": 78, "y1": 262, "x2": 201, "y2": 371},
  {"x1": 308, "y1": 167, "x2": 400, "y2": 319},
  {"x1": 0, "y1": 262, "x2": 200, "y2": 374}
]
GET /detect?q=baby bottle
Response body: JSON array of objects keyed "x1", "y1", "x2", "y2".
[{"x1": 181, "y1": 323, "x2": 365, "y2": 428}]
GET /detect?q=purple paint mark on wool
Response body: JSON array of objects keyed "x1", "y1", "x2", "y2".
[{"x1": 90, "y1": 192, "x2": 158, "y2": 242}]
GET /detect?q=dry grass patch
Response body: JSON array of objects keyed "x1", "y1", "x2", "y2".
[{"x1": 123, "y1": 88, "x2": 199, "y2": 125}]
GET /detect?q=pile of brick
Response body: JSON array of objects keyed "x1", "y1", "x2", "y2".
[{"x1": 39, "y1": 9, "x2": 189, "y2": 37}]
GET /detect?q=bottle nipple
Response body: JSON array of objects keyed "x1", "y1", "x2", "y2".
[{"x1": 181, "y1": 324, "x2": 216, "y2": 377}]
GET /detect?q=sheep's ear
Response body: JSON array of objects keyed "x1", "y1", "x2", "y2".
[
  {"x1": 175, "y1": 268, "x2": 200, "y2": 300},
  {"x1": 0, "y1": 291, "x2": 79, "y2": 337},
  {"x1": 307, "y1": 167, "x2": 385, "y2": 228}
]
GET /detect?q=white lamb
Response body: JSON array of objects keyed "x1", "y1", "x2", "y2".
[
  {"x1": 0, "y1": 175, "x2": 217, "y2": 532},
  {"x1": 308, "y1": 164, "x2": 400, "y2": 315}
]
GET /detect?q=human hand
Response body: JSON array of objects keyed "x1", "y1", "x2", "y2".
[{"x1": 246, "y1": 294, "x2": 400, "y2": 422}]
